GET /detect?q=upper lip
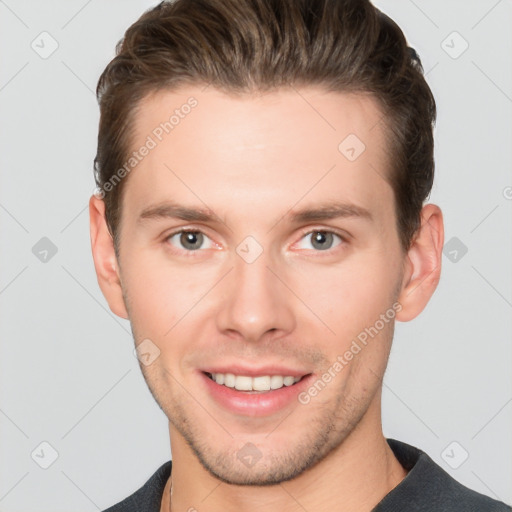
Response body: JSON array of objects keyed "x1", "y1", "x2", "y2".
[{"x1": 201, "y1": 365, "x2": 311, "y2": 378}]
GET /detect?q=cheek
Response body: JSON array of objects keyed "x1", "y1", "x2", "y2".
[
  {"x1": 291, "y1": 254, "x2": 400, "y2": 341},
  {"x1": 120, "y1": 251, "x2": 218, "y2": 337}
]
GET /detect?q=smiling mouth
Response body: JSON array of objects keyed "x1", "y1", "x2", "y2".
[{"x1": 204, "y1": 371, "x2": 309, "y2": 393}]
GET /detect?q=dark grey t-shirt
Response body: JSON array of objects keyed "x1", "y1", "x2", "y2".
[{"x1": 103, "y1": 438, "x2": 511, "y2": 511}]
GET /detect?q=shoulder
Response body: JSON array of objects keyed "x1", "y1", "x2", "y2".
[
  {"x1": 102, "y1": 461, "x2": 172, "y2": 512},
  {"x1": 374, "y1": 439, "x2": 511, "y2": 511}
]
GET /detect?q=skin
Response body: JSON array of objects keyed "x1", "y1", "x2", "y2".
[{"x1": 90, "y1": 85, "x2": 443, "y2": 512}]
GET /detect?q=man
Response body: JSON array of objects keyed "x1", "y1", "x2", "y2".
[{"x1": 89, "y1": 0, "x2": 511, "y2": 511}]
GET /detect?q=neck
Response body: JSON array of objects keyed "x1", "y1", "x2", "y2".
[{"x1": 161, "y1": 396, "x2": 407, "y2": 512}]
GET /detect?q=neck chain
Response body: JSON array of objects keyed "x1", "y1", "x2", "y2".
[{"x1": 167, "y1": 477, "x2": 173, "y2": 512}]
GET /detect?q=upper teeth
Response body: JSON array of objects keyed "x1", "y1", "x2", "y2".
[{"x1": 210, "y1": 373, "x2": 302, "y2": 391}]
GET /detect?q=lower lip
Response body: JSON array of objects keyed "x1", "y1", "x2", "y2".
[{"x1": 199, "y1": 371, "x2": 314, "y2": 417}]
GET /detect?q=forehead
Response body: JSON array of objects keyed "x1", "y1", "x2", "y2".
[{"x1": 122, "y1": 85, "x2": 394, "y2": 229}]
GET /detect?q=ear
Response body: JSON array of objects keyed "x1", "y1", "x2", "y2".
[
  {"x1": 396, "y1": 203, "x2": 444, "y2": 322},
  {"x1": 89, "y1": 194, "x2": 129, "y2": 319}
]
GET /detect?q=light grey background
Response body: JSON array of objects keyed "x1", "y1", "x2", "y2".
[{"x1": 0, "y1": 1, "x2": 510, "y2": 510}]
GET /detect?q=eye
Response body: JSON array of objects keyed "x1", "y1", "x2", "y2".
[
  {"x1": 296, "y1": 230, "x2": 344, "y2": 252},
  {"x1": 165, "y1": 229, "x2": 214, "y2": 252}
]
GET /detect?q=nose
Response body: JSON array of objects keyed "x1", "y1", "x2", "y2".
[{"x1": 215, "y1": 245, "x2": 296, "y2": 343}]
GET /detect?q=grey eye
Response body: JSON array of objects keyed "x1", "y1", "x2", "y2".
[
  {"x1": 311, "y1": 231, "x2": 334, "y2": 250},
  {"x1": 296, "y1": 230, "x2": 343, "y2": 251},
  {"x1": 167, "y1": 230, "x2": 213, "y2": 251},
  {"x1": 180, "y1": 231, "x2": 203, "y2": 250}
]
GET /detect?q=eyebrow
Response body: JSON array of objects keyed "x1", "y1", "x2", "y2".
[
  {"x1": 137, "y1": 200, "x2": 373, "y2": 225},
  {"x1": 138, "y1": 202, "x2": 218, "y2": 223},
  {"x1": 287, "y1": 202, "x2": 373, "y2": 224}
]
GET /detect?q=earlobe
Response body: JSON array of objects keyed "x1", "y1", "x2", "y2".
[
  {"x1": 396, "y1": 204, "x2": 444, "y2": 322},
  {"x1": 89, "y1": 195, "x2": 129, "y2": 319}
]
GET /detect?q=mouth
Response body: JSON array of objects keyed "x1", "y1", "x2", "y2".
[
  {"x1": 203, "y1": 371, "x2": 308, "y2": 393},
  {"x1": 198, "y1": 362, "x2": 315, "y2": 416}
]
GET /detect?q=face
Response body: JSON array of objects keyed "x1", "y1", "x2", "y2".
[{"x1": 94, "y1": 85, "x2": 423, "y2": 485}]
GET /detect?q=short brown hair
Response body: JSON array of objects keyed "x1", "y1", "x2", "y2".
[{"x1": 94, "y1": 0, "x2": 436, "y2": 252}]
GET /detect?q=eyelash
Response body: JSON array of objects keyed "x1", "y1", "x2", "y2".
[{"x1": 163, "y1": 228, "x2": 347, "y2": 256}]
